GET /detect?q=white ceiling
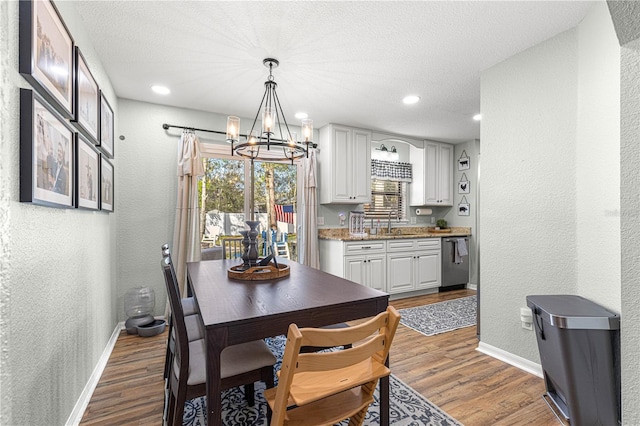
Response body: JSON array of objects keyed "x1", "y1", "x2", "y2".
[{"x1": 73, "y1": 1, "x2": 597, "y2": 143}]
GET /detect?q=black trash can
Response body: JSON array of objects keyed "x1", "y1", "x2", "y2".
[{"x1": 526, "y1": 295, "x2": 620, "y2": 426}]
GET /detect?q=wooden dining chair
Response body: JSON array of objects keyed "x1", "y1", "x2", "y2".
[
  {"x1": 265, "y1": 306, "x2": 401, "y2": 426},
  {"x1": 161, "y1": 255, "x2": 276, "y2": 426},
  {"x1": 222, "y1": 237, "x2": 244, "y2": 259}
]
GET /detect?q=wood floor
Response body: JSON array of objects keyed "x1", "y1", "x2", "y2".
[{"x1": 80, "y1": 289, "x2": 559, "y2": 425}]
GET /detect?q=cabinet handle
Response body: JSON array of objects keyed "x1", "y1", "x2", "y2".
[{"x1": 362, "y1": 246, "x2": 371, "y2": 249}]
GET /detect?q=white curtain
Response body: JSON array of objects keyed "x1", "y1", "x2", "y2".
[
  {"x1": 172, "y1": 130, "x2": 204, "y2": 297},
  {"x1": 302, "y1": 149, "x2": 320, "y2": 269}
]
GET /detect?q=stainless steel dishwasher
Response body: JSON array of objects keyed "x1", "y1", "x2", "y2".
[{"x1": 441, "y1": 237, "x2": 470, "y2": 290}]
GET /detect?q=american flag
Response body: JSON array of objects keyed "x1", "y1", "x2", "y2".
[{"x1": 274, "y1": 204, "x2": 294, "y2": 224}]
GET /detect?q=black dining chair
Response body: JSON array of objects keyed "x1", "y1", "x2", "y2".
[
  {"x1": 161, "y1": 254, "x2": 276, "y2": 426},
  {"x1": 161, "y1": 244, "x2": 203, "y2": 385}
]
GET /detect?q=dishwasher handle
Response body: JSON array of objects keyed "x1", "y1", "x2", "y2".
[{"x1": 443, "y1": 237, "x2": 469, "y2": 243}]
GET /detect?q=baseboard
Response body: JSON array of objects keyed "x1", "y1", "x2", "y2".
[
  {"x1": 476, "y1": 341, "x2": 543, "y2": 378},
  {"x1": 467, "y1": 283, "x2": 477, "y2": 291},
  {"x1": 65, "y1": 321, "x2": 125, "y2": 426}
]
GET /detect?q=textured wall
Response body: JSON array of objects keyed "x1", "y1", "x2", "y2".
[
  {"x1": 0, "y1": 2, "x2": 117, "y2": 425},
  {"x1": 620, "y1": 37, "x2": 640, "y2": 426},
  {"x1": 575, "y1": 2, "x2": 621, "y2": 310},
  {"x1": 480, "y1": 28, "x2": 579, "y2": 362}
]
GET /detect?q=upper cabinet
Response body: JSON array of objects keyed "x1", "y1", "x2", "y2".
[
  {"x1": 318, "y1": 124, "x2": 372, "y2": 204},
  {"x1": 410, "y1": 141, "x2": 453, "y2": 206}
]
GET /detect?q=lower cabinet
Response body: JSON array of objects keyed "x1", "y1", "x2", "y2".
[
  {"x1": 344, "y1": 254, "x2": 386, "y2": 291},
  {"x1": 319, "y1": 237, "x2": 441, "y2": 294},
  {"x1": 386, "y1": 239, "x2": 441, "y2": 294}
]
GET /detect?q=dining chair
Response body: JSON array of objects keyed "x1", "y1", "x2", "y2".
[
  {"x1": 161, "y1": 255, "x2": 276, "y2": 426},
  {"x1": 265, "y1": 306, "x2": 401, "y2": 426},
  {"x1": 221, "y1": 237, "x2": 244, "y2": 259},
  {"x1": 161, "y1": 244, "x2": 203, "y2": 385}
]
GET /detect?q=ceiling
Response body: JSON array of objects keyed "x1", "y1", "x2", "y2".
[{"x1": 73, "y1": 1, "x2": 597, "y2": 144}]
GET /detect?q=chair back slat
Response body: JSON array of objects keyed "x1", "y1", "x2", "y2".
[
  {"x1": 295, "y1": 335, "x2": 385, "y2": 373},
  {"x1": 222, "y1": 237, "x2": 244, "y2": 259}
]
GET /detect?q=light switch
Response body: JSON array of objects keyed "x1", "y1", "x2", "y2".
[{"x1": 317, "y1": 216, "x2": 324, "y2": 225}]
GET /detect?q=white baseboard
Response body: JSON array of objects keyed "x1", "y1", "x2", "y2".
[
  {"x1": 65, "y1": 321, "x2": 125, "y2": 426},
  {"x1": 476, "y1": 341, "x2": 543, "y2": 378},
  {"x1": 467, "y1": 283, "x2": 477, "y2": 291}
]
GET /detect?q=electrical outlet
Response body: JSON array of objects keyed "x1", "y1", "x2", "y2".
[
  {"x1": 431, "y1": 217, "x2": 435, "y2": 224},
  {"x1": 317, "y1": 216, "x2": 324, "y2": 225},
  {"x1": 410, "y1": 217, "x2": 416, "y2": 224}
]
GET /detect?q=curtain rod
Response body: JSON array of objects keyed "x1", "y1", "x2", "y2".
[{"x1": 162, "y1": 123, "x2": 227, "y2": 136}]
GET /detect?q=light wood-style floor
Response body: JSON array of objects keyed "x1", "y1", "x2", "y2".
[{"x1": 80, "y1": 289, "x2": 559, "y2": 425}]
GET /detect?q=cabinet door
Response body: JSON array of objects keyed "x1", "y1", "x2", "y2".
[
  {"x1": 424, "y1": 142, "x2": 440, "y2": 204},
  {"x1": 387, "y1": 253, "x2": 414, "y2": 293},
  {"x1": 332, "y1": 126, "x2": 352, "y2": 202},
  {"x1": 367, "y1": 255, "x2": 386, "y2": 292},
  {"x1": 344, "y1": 256, "x2": 366, "y2": 286},
  {"x1": 438, "y1": 144, "x2": 453, "y2": 206},
  {"x1": 415, "y1": 251, "x2": 441, "y2": 289},
  {"x1": 351, "y1": 129, "x2": 372, "y2": 203}
]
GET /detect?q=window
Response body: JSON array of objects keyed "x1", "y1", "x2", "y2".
[
  {"x1": 198, "y1": 142, "x2": 302, "y2": 262},
  {"x1": 363, "y1": 179, "x2": 407, "y2": 221}
]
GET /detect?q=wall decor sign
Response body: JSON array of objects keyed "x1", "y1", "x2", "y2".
[
  {"x1": 76, "y1": 133, "x2": 99, "y2": 210},
  {"x1": 100, "y1": 156, "x2": 114, "y2": 212},
  {"x1": 458, "y1": 173, "x2": 470, "y2": 194},
  {"x1": 458, "y1": 150, "x2": 470, "y2": 171},
  {"x1": 19, "y1": 0, "x2": 74, "y2": 119},
  {"x1": 458, "y1": 195, "x2": 470, "y2": 216},
  {"x1": 73, "y1": 47, "x2": 99, "y2": 143},
  {"x1": 99, "y1": 91, "x2": 114, "y2": 158},
  {"x1": 20, "y1": 88, "x2": 75, "y2": 208}
]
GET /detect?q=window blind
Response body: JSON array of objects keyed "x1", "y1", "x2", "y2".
[{"x1": 363, "y1": 179, "x2": 407, "y2": 220}]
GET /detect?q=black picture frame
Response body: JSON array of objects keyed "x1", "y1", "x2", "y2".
[
  {"x1": 99, "y1": 91, "x2": 114, "y2": 158},
  {"x1": 73, "y1": 47, "x2": 99, "y2": 143},
  {"x1": 19, "y1": 0, "x2": 74, "y2": 119},
  {"x1": 20, "y1": 88, "x2": 75, "y2": 208},
  {"x1": 76, "y1": 133, "x2": 99, "y2": 210},
  {"x1": 100, "y1": 156, "x2": 114, "y2": 212}
]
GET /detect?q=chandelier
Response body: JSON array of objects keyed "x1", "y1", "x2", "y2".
[{"x1": 225, "y1": 58, "x2": 315, "y2": 163}]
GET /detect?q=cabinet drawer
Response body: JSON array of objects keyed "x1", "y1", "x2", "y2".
[
  {"x1": 386, "y1": 240, "x2": 417, "y2": 252},
  {"x1": 416, "y1": 238, "x2": 441, "y2": 250},
  {"x1": 344, "y1": 241, "x2": 386, "y2": 254}
]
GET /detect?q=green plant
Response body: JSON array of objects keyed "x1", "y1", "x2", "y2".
[{"x1": 436, "y1": 219, "x2": 448, "y2": 228}]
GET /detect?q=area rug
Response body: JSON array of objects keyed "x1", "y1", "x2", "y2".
[
  {"x1": 399, "y1": 296, "x2": 477, "y2": 337},
  {"x1": 183, "y1": 335, "x2": 462, "y2": 426}
]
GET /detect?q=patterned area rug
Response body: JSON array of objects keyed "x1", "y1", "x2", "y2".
[
  {"x1": 399, "y1": 296, "x2": 477, "y2": 337},
  {"x1": 183, "y1": 335, "x2": 462, "y2": 426}
]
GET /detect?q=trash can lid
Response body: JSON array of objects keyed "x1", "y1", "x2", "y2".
[{"x1": 526, "y1": 295, "x2": 620, "y2": 330}]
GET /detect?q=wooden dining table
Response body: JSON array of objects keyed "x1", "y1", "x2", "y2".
[{"x1": 186, "y1": 258, "x2": 390, "y2": 426}]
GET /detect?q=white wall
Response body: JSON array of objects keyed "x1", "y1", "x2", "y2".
[
  {"x1": 480, "y1": 28, "x2": 579, "y2": 361},
  {"x1": 575, "y1": 2, "x2": 621, "y2": 308},
  {"x1": 481, "y1": 0, "x2": 627, "y2": 419},
  {"x1": 0, "y1": 2, "x2": 117, "y2": 425},
  {"x1": 619, "y1": 32, "x2": 640, "y2": 426}
]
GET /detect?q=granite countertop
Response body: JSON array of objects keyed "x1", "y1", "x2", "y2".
[{"x1": 318, "y1": 226, "x2": 472, "y2": 241}]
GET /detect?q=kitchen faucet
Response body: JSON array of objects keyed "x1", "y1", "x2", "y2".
[{"x1": 387, "y1": 211, "x2": 398, "y2": 233}]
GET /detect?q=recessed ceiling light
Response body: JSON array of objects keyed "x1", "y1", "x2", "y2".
[
  {"x1": 473, "y1": 114, "x2": 482, "y2": 121},
  {"x1": 151, "y1": 85, "x2": 170, "y2": 95},
  {"x1": 402, "y1": 95, "x2": 420, "y2": 105},
  {"x1": 294, "y1": 112, "x2": 308, "y2": 120}
]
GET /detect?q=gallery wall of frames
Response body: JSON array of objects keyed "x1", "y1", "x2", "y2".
[{"x1": 18, "y1": 0, "x2": 114, "y2": 211}]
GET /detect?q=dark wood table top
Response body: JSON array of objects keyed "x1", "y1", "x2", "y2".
[{"x1": 187, "y1": 259, "x2": 389, "y2": 343}]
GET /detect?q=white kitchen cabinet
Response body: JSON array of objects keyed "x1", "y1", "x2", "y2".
[
  {"x1": 344, "y1": 254, "x2": 386, "y2": 291},
  {"x1": 410, "y1": 141, "x2": 453, "y2": 206},
  {"x1": 318, "y1": 124, "x2": 371, "y2": 204},
  {"x1": 386, "y1": 239, "x2": 441, "y2": 294}
]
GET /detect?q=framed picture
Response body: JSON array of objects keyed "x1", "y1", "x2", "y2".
[
  {"x1": 19, "y1": 0, "x2": 74, "y2": 119},
  {"x1": 20, "y1": 88, "x2": 75, "y2": 208},
  {"x1": 73, "y1": 47, "x2": 99, "y2": 143},
  {"x1": 458, "y1": 174, "x2": 470, "y2": 194},
  {"x1": 99, "y1": 91, "x2": 114, "y2": 158},
  {"x1": 100, "y1": 156, "x2": 114, "y2": 212},
  {"x1": 458, "y1": 196, "x2": 470, "y2": 216},
  {"x1": 76, "y1": 133, "x2": 99, "y2": 210},
  {"x1": 458, "y1": 156, "x2": 470, "y2": 171}
]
